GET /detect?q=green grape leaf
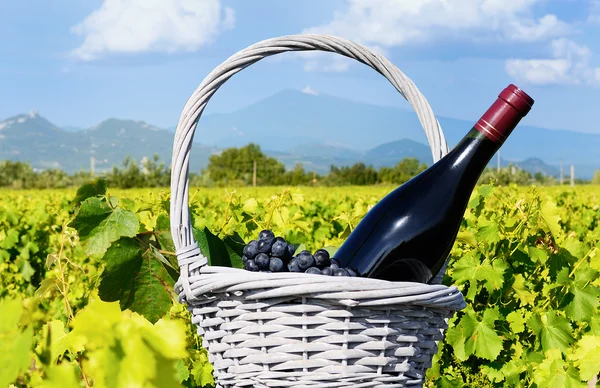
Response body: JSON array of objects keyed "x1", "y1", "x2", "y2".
[
  {"x1": 38, "y1": 320, "x2": 85, "y2": 364},
  {"x1": 528, "y1": 246, "x2": 548, "y2": 264},
  {"x1": 35, "y1": 363, "x2": 81, "y2": 388},
  {"x1": 512, "y1": 274, "x2": 537, "y2": 307},
  {"x1": 0, "y1": 229, "x2": 19, "y2": 250},
  {"x1": 242, "y1": 198, "x2": 258, "y2": 214},
  {"x1": 98, "y1": 237, "x2": 174, "y2": 323},
  {"x1": 194, "y1": 227, "x2": 236, "y2": 268},
  {"x1": 476, "y1": 218, "x2": 500, "y2": 245},
  {"x1": 532, "y1": 349, "x2": 582, "y2": 388},
  {"x1": 539, "y1": 199, "x2": 562, "y2": 239},
  {"x1": 222, "y1": 232, "x2": 245, "y2": 269},
  {"x1": 452, "y1": 253, "x2": 505, "y2": 295},
  {"x1": 565, "y1": 267, "x2": 600, "y2": 322},
  {"x1": 73, "y1": 177, "x2": 107, "y2": 206},
  {"x1": 480, "y1": 365, "x2": 504, "y2": 383},
  {"x1": 527, "y1": 311, "x2": 575, "y2": 353},
  {"x1": 0, "y1": 298, "x2": 34, "y2": 388},
  {"x1": 569, "y1": 335, "x2": 600, "y2": 381},
  {"x1": 461, "y1": 307, "x2": 504, "y2": 360},
  {"x1": 507, "y1": 309, "x2": 530, "y2": 334},
  {"x1": 35, "y1": 276, "x2": 57, "y2": 298},
  {"x1": 70, "y1": 197, "x2": 139, "y2": 256},
  {"x1": 191, "y1": 349, "x2": 215, "y2": 388},
  {"x1": 445, "y1": 323, "x2": 468, "y2": 361}
]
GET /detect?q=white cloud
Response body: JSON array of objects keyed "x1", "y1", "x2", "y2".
[
  {"x1": 588, "y1": 0, "x2": 600, "y2": 24},
  {"x1": 301, "y1": 0, "x2": 571, "y2": 71},
  {"x1": 71, "y1": 0, "x2": 235, "y2": 61},
  {"x1": 301, "y1": 85, "x2": 319, "y2": 95},
  {"x1": 505, "y1": 39, "x2": 600, "y2": 86}
]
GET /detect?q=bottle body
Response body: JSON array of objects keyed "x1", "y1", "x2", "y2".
[{"x1": 334, "y1": 84, "x2": 534, "y2": 283}]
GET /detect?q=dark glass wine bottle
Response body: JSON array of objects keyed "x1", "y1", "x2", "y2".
[{"x1": 334, "y1": 84, "x2": 534, "y2": 283}]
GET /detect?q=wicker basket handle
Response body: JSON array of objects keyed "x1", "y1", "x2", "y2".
[{"x1": 170, "y1": 33, "x2": 449, "y2": 274}]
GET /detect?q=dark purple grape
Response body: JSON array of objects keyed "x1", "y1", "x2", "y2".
[
  {"x1": 242, "y1": 255, "x2": 249, "y2": 264},
  {"x1": 314, "y1": 249, "x2": 331, "y2": 268},
  {"x1": 259, "y1": 230, "x2": 275, "y2": 241},
  {"x1": 321, "y1": 267, "x2": 334, "y2": 276},
  {"x1": 255, "y1": 253, "x2": 270, "y2": 270},
  {"x1": 269, "y1": 258, "x2": 284, "y2": 272},
  {"x1": 334, "y1": 268, "x2": 349, "y2": 276},
  {"x1": 243, "y1": 240, "x2": 259, "y2": 259},
  {"x1": 330, "y1": 258, "x2": 341, "y2": 267},
  {"x1": 245, "y1": 260, "x2": 259, "y2": 272},
  {"x1": 346, "y1": 268, "x2": 358, "y2": 277},
  {"x1": 287, "y1": 258, "x2": 301, "y2": 273},
  {"x1": 275, "y1": 236, "x2": 286, "y2": 243},
  {"x1": 297, "y1": 251, "x2": 315, "y2": 270},
  {"x1": 330, "y1": 262, "x2": 340, "y2": 271},
  {"x1": 287, "y1": 244, "x2": 296, "y2": 257},
  {"x1": 257, "y1": 239, "x2": 272, "y2": 254},
  {"x1": 305, "y1": 267, "x2": 321, "y2": 274},
  {"x1": 271, "y1": 241, "x2": 287, "y2": 257}
]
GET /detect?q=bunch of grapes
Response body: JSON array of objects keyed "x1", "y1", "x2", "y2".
[{"x1": 242, "y1": 229, "x2": 357, "y2": 277}]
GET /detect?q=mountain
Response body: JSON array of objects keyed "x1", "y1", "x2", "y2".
[
  {"x1": 2, "y1": 89, "x2": 599, "y2": 178},
  {"x1": 62, "y1": 125, "x2": 86, "y2": 132},
  {"x1": 0, "y1": 114, "x2": 217, "y2": 173},
  {"x1": 190, "y1": 89, "x2": 600, "y2": 178},
  {"x1": 512, "y1": 158, "x2": 560, "y2": 177}
]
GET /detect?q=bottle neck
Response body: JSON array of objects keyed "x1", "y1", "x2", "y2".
[{"x1": 443, "y1": 126, "x2": 501, "y2": 176}]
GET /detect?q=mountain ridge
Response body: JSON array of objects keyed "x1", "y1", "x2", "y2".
[{"x1": 1, "y1": 89, "x2": 598, "y2": 178}]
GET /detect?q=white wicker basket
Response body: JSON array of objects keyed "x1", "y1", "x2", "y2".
[{"x1": 170, "y1": 34, "x2": 466, "y2": 388}]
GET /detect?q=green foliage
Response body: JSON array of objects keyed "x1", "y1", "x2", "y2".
[
  {"x1": 426, "y1": 184, "x2": 600, "y2": 387},
  {"x1": 2, "y1": 183, "x2": 600, "y2": 386}
]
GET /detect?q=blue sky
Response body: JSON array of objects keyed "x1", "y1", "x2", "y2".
[{"x1": 2, "y1": 0, "x2": 600, "y2": 134}]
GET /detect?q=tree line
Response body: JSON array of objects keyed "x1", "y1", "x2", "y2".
[{"x1": 0, "y1": 143, "x2": 595, "y2": 189}]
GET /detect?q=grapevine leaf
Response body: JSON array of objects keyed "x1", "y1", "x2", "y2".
[
  {"x1": 532, "y1": 349, "x2": 582, "y2": 388},
  {"x1": 191, "y1": 349, "x2": 215, "y2": 388},
  {"x1": 174, "y1": 359, "x2": 190, "y2": 383},
  {"x1": 98, "y1": 237, "x2": 174, "y2": 323},
  {"x1": 480, "y1": 365, "x2": 504, "y2": 383},
  {"x1": 242, "y1": 198, "x2": 258, "y2": 213},
  {"x1": 563, "y1": 237, "x2": 587, "y2": 259},
  {"x1": 38, "y1": 320, "x2": 85, "y2": 364},
  {"x1": 588, "y1": 316, "x2": 600, "y2": 336},
  {"x1": 0, "y1": 298, "x2": 34, "y2": 388},
  {"x1": 445, "y1": 323, "x2": 467, "y2": 361},
  {"x1": 476, "y1": 218, "x2": 500, "y2": 245},
  {"x1": 223, "y1": 232, "x2": 245, "y2": 269},
  {"x1": 462, "y1": 307, "x2": 504, "y2": 360},
  {"x1": 35, "y1": 276, "x2": 57, "y2": 298},
  {"x1": 35, "y1": 363, "x2": 81, "y2": 388},
  {"x1": 507, "y1": 309, "x2": 530, "y2": 334},
  {"x1": 452, "y1": 253, "x2": 505, "y2": 295},
  {"x1": 565, "y1": 267, "x2": 600, "y2": 322},
  {"x1": 527, "y1": 311, "x2": 575, "y2": 353},
  {"x1": 512, "y1": 274, "x2": 536, "y2": 307},
  {"x1": 193, "y1": 227, "x2": 234, "y2": 268},
  {"x1": 539, "y1": 199, "x2": 562, "y2": 239},
  {"x1": 568, "y1": 335, "x2": 600, "y2": 381},
  {"x1": 73, "y1": 177, "x2": 107, "y2": 206},
  {"x1": 528, "y1": 246, "x2": 548, "y2": 264},
  {"x1": 70, "y1": 197, "x2": 139, "y2": 256}
]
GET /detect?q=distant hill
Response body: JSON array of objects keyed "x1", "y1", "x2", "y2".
[
  {"x1": 1, "y1": 89, "x2": 599, "y2": 178},
  {"x1": 0, "y1": 113, "x2": 217, "y2": 173}
]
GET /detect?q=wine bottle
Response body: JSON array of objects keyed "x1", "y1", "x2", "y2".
[{"x1": 334, "y1": 84, "x2": 534, "y2": 283}]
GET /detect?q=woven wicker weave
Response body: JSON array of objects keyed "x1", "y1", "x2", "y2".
[{"x1": 170, "y1": 34, "x2": 466, "y2": 388}]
